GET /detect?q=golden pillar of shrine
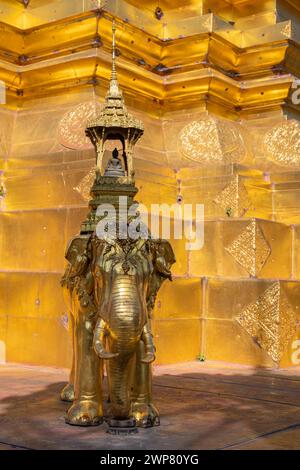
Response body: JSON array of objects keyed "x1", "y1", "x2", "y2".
[{"x1": 0, "y1": 0, "x2": 300, "y2": 369}]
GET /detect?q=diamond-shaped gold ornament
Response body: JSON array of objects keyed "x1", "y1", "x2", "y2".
[
  {"x1": 225, "y1": 219, "x2": 271, "y2": 276},
  {"x1": 236, "y1": 282, "x2": 297, "y2": 363},
  {"x1": 214, "y1": 175, "x2": 252, "y2": 217}
]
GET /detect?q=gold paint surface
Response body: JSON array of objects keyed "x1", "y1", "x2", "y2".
[
  {"x1": 6, "y1": 316, "x2": 71, "y2": 367},
  {"x1": 0, "y1": 211, "x2": 66, "y2": 272},
  {"x1": 153, "y1": 319, "x2": 202, "y2": 365},
  {"x1": 153, "y1": 279, "x2": 202, "y2": 320},
  {"x1": 205, "y1": 318, "x2": 274, "y2": 367}
]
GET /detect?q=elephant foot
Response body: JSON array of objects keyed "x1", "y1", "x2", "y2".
[
  {"x1": 141, "y1": 352, "x2": 155, "y2": 364},
  {"x1": 60, "y1": 383, "x2": 74, "y2": 402},
  {"x1": 66, "y1": 400, "x2": 103, "y2": 427},
  {"x1": 131, "y1": 402, "x2": 160, "y2": 428}
]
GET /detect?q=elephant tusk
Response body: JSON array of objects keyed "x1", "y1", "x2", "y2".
[
  {"x1": 94, "y1": 342, "x2": 119, "y2": 360},
  {"x1": 93, "y1": 318, "x2": 119, "y2": 360},
  {"x1": 141, "y1": 324, "x2": 156, "y2": 364},
  {"x1": 141, "y1": 352, "x2": 155, "y2": 364}
]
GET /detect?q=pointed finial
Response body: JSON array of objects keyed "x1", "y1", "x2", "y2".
[
  {"x1": 108, "y1": 18, "x2": 121, "y2": 97},
  {"x1": 111, "y1": 19, "x2": 117, "y2": 81}
]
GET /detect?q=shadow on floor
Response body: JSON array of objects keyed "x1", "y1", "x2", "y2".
[{"x1": 0, "y1": 367, "x2": 300, "y2": 450}]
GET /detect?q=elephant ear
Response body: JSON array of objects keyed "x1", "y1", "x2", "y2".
[
  {"x1": 154, "y1": 239, "x2": 176, "y2": 278},
  {"x1": 65, "y1": 236, "x2": 90, "y2": 265},
  {"x1": 61, "y1": 236, "x2": 91, "y2": 289},
  {"x1": 146, "y1": 239, "x2": 176, "y2": 317}
]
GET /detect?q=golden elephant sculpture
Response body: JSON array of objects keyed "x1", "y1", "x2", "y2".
[{"x1": 60, "y1": 233, "x2": 175, "y2": 429}]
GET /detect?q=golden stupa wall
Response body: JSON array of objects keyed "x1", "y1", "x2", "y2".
[
  {"x1": 0, "y1": 0, "x2": 300, "y2": 369},
  {"x1": 1, "y1": 92, "x2": 300, "y2": 370}
]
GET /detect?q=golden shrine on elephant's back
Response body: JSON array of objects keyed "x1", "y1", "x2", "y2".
[{"x1": 1, "y1": 0, "x2": 300, "y2": 379}]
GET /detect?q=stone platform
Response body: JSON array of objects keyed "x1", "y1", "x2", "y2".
[{"x1": 0, "y1": 362, "x2": 300, "y2": 450}]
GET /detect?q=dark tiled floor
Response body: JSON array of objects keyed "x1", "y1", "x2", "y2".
[{"x1": 0, "y1": 362, "x2": 300, "y2": 450}]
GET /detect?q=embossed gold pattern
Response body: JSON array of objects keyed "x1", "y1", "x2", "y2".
[
  {"x1": 264, "y1": 120, "x2": 300, "y2": 167},
  {"x1": 236, "y1": 282, "x2": 297, "y2": 363},
  {"x1": 280, "y1": 21, "x2": 292, "y2": 38},
  {"x1": 74, "y1": 167, "x2": 97, "y2": 202},
  {"x1": 213, "y1": 176, "x2": 252, "y2": 217},
  {"x1": 225, "y1": 220, "x2": 271, "y2": 276},
  {"x1": 178, "y1": 118, "x2": 246, "y2": 165},
  {"x1": 58, "y1": 101, "x2": 100, "y2": 151}
]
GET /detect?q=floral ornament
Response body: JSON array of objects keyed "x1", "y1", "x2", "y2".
[
  {"x1": 178, "y1": 116, "x2": 246, "y2": 166},
  {"x1": 58, "y1": 101, "x2": 101, "y2": 150},
  {"x1": 264, "y1": 120, "x2": 300, "y2": 167}
]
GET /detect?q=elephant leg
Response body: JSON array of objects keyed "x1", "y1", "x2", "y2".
[
  {"x1": 61, "y1": 313, "x2": 75, "y2": 402},
  {"x1": 131, "y1": 340, "x2": 160, "y2": 428},
  {"x1": 66, "y1": 311, "x2": 103, "y2": 426}
]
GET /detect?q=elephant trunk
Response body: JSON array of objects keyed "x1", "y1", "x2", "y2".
[
  {"x1": 107, "y1": 275, "x2": 145, "y2": 420},
  {"x1": 107, "y1": 355, "x2": 134, "y2": 419}
]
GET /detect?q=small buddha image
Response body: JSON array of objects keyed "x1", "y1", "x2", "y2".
[{"x1": 104, "y1": 147, "x2": 125, "y2": 178}]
